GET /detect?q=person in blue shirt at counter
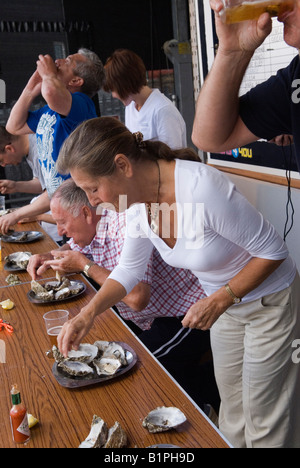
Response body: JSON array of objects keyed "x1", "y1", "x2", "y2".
[
  {"x1": 1, "y1": 48, "x2": 104, "y2": 234},
  {"x1": 192, "y1": 0, "x2": 300, "y2": 171}
]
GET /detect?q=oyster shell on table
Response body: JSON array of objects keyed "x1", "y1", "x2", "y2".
[
  {"x1": 104, "y1": 421, "x2": 128, "y2": 448},
  {"x1": 79, "y1": 415, "x2": 127, "y2": 449},
  {"x1": 58, "y1": 360, "x2": 94, "y2": 377},
  {"x1": 142, "y1": 407, "x2": 187, "y2": 433},
  {"x1": 6, "y1": 273, "x2": 21, "y2": 285},
  {"x1": 93, "y1": 357, "x2": 122, "y2": 376},
  {"x1": 79, "y1": 415, "x2": 108, "y2": 448},
  {"x1": 5, "y1": 251, "x2": 32, "y2": 269}
]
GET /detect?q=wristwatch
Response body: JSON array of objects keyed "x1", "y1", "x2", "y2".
[
  {"x1": 224, "y1": 283, "x2": 241, "y2": 304},
  {"x1": 83, "y1": 261, "x2": 96, "y2": 278}
]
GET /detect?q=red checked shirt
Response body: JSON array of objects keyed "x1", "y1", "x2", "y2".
[{"x1": 68, "y1": 209, "x2": 206, "y2": 330}]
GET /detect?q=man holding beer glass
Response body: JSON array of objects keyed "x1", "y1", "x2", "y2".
[{"x1": 192, "y1": 0, "x2": 300, "y2": 170}]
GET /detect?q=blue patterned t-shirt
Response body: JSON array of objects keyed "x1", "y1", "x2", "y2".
[{"x1": 27, "y1": 92, "x2": 97, "y2": 195}]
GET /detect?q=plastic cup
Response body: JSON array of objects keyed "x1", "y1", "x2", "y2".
[
  {"x1": 219, "y1": 0, "x2": 295, "y2": 24},
  {"x1": 43, "y1": 310, "x2": 69, "y2": 348}
]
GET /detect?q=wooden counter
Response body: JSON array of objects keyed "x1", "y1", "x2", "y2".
[{"x1": 0, "y1": 223, "x2": 230, "y2": 448}]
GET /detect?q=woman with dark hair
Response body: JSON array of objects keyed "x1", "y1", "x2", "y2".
[
  {"x1": 103, "y1": 48, "x2": 187, "y2": 149},
  {"x1": 57, "y1": 116, "x2": 300, "y2": 448}
]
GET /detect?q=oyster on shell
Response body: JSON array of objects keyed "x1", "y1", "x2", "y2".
[
  {"x1": 58, "y1": 360, "x2": 94, "y2": 377},
  {"x1": 44, "y1": 281, "x2": 61, "y2": 291},
  {"x1": 93, "y1": 357, "x2": 122, "y2": 376},
  {"x1": 95, "y1": 341, "x2": 128, "y2": 366},
  {"x1": 45, "y1": 277, "x2": 70, "y2": 292},
  {"x1": 104, "y1": 421, "x2": 128, "y2": 448},
  {"x1": 54, "y1": 287, "x2": 72, "y2": 301},
  {"x1": 5, "y1": 251, "x2": 32, "y2": 269},
  {"x1": 94, "y1": 340, "x2": 110, "y2": 353},
  {"x1": 53, "y1": 344, "x2": 98, "y2": 364},
  {"x1": 31, "y1": 277, "x2": 84, "y2": 302},
  {"x1": 31, "y1": 280, "x2": 54, "y2": 301},
  {"x1": 66, "y1": 344, "x2": 98, "y2": 364},
  {"x1": 79, "y1": 415, "x2": 108, "y2": 448},
  {"x1": 69, "y1": 281, "x2": 84, "y2": 295},
  {"x1": 53, "y1": 341, "x2": 133, "y2": 382},
  {"x1": 142, "y1": 407, "x2": 187, "y2": 433}
]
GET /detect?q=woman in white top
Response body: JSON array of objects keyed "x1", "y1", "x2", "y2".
[
  {"x1": 103, "y1": 48, "x2": 186, "y2": 149},
  {"x1": 57, "y1": 117, "x2": 300, "y2": 448}
]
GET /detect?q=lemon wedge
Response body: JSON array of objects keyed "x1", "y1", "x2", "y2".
[
  {"x1": 0, "y1": 299, "x2": 15, "y2": 310},
  {"x1": 28, "y1": 414, "x2": 39, "y2": 429}
]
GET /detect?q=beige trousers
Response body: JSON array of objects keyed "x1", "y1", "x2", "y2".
[{"x1": 211, "y1": 273, "x2": 300, "y2": 448}]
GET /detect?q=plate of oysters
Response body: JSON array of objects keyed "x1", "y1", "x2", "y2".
[
  {"x1": 4, "y1": 251, "x2": 32, "y2": 271},
  {"x1": 0, "y1": 230, "x2": 43, "y2": 243},
  {"x1": 52, "y1": 341, "x2": 137, "y2": 388},
  {"x1": 28, "y1": 276, "x2": 86, "y2": 304}
]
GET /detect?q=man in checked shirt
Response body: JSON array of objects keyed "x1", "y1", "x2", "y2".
[{"x1": 28, "y1": 179, "x2": 220, "y2": 414}]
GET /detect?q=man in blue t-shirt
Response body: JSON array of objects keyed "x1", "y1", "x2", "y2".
[
  {"x1": 192, "y1": 0, "x2": 300, "y2": 171},
  {"x1": 1, "y1": 49, "x2": 104, "y2": 234}
]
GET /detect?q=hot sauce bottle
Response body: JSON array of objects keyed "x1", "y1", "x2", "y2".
[{"x1": 9, "y1": 384, "x2": 30, "y2": 444}]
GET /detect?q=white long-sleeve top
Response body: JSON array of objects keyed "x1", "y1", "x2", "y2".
[{"x1": 109, "y1": 160, "x2": 296, "y2": 303}]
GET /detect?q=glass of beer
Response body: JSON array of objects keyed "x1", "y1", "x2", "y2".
[
  {"x1": 219, "y1": 0, "x2": 295, "y2": 24},
  {"x1": 43, "y1": 310, "x2": 69, "y2": 356}
]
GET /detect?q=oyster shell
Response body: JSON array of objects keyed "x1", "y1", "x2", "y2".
[
  {"x1": 94, "y1": 341, "x2": 127, "y2": 366},
  {"x1": 79, "y1": 415, "x2": 108, "y2": 448},
  {"x1": 94, "y1": 340, "x2": 110, "y2": 353},
  {"x1": 69, "y1": 281, "x2": 84, "y2": 295},
  {"x1": 5, "y1": 251, "x2": 32, "y2": 269},
  {"x1": 32, "y1": 277, "x2": 84, "y2": 302},
  {"x1": 45, "y1": 277, "x2": 70, "y2": 292},
  {"x1": 66, "y1": 344, "x2": 98, "y2": 364},
  {"x1": 93, "y1": 357, "x2": 122, "y2": 376},
  {"x1": 31, "y1": 280, "x2": 54, "y2": 301},
  {"x1": 142, "y1": 407, "x2": 187, "y2": 433},
  {"x1": 6, "y1": 273, "x2": 21, "y2": 285},
  {"x1": 44, "y1": 281, "x2": 61, "y2": 291},
  {"x1": 79, "y1": 416, "x2": 127, "y2": 449},
  {"x1": 52, "y1": 345, "x2": 64, "y2": 363},
  {"x1": 105, "y1": 343, "x2": 127, "y2": 366},
  {"x1": 58, "y1": 360, "x2": 94, "y2": 377},
  {"x1": 53, "y1": 344, "x2": 98, "y2": 364},
  {"x1": 104, "y1": 421, "x2": 127, "y2": 448},
  {"x1": 54, "y1": 287, "x2": 71, "y2": 301}
]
